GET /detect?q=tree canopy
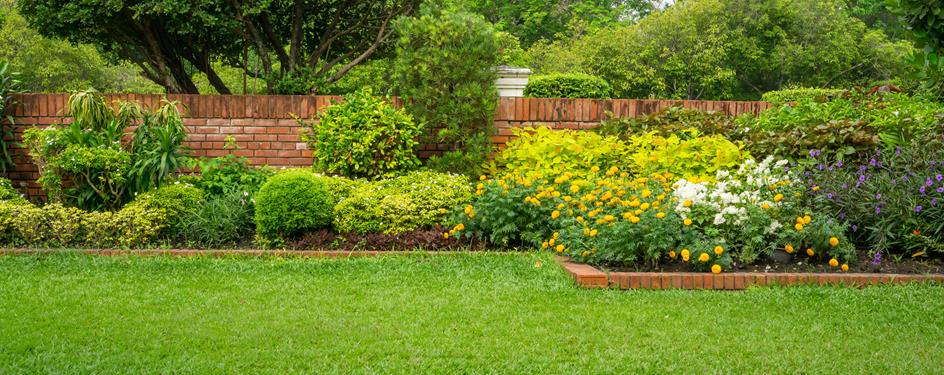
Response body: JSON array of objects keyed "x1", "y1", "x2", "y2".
[{"x1": 17, "y1": 0, "x2": 419, "y2": 94}]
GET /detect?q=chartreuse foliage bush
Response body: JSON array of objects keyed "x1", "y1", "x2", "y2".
[
  {"x1": 334, "y1": 171, "x2": 472, "y2": 234},
  {"x1": 0, "y1": 177, "x2": 24, "y2": 203},
  {"x1": 0, "y1": 183, "x2": 202, "y2": 248},
  {"x1": 624, "y1": 129, "x2": 749, "y2": 181},
  {"x1": 22, "y1": 90, "x2": 187, "y2": 211},
  {"x1": 299, "y1": 89, "x2": 422, "y2": 180},
  {"x1": 490, "y1": 126, "x2": 627, "y2": 180},
  {"x1": 254, "y1": 170, "x2": 336, "y2": 244},
  {"x1": 596, "y1": 106, "x2": 736, "y2": 139},
  {"x1": 761, "y1": 87, "x2": 846, "y2": 105},
  {"x1": 452, "y1": 157, "x2": 854, "y2": 271},
  {"x1": 524, "y1": 73, "x2": 612, "y2": 99}
]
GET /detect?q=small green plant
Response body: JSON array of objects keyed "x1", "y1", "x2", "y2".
[
  {"x1": 0, "y1": 60, "x2": 22, "y2": 173},
  {"x1": 299, "y1": 89, "x2": 422, "y2": 180},
  {"x1": 0, "y1": 177, "x2": 24, "y2": 203},
  {"x1": 524, "y1": 73, "x2": 612, "y2": 99},
  {"x1": 173, "y1": 191, "x2": 254, "y2": 248},
  {"x1": 189, "y1": 144, "x2": 274, "y2": 197},
  {"x1": 596, "y1": 106, "x2": 736, "y2": 139},
  {"x1": 254, "y1": 169, "x2": 335, "y2": 244},
  {"x1": 334, "y1": 171, "x2": 472, "y2": 234},
  {"x1": 761, "y1": 87, "x2": 846, "y2": 105}
]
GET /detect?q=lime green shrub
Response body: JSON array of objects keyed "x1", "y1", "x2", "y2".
[
  {"x1": 334, "y1": 171, "x2": 472, "y2": 234},
  {"x1": 761, "y1": 87, "x2": 846, "y2": 105},
  {"x1": 491, "y1": 126, "x2": 627, "y2": 180},
  {"x1": 300, "y1": 89, "x2": 422, "y2": 180},
  {"x1": 626, "y1": 130, "x2": 749, "y2": 180},
  {"x1": 254, "y1": 170, "x2": 335, "y2": 242},
  {"x1": 524, "y1": 73, "x2": 612, "y2": 99}
]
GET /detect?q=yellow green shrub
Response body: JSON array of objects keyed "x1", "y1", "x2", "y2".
[
  {"x1": 490, "y1": 126, "x2": 627, "y2": 180},
  {"x1": 626, "y1": 129, "x2": 749, "y2": 180}
]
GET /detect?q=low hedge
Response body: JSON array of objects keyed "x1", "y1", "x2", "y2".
[
  {"x1": 524, "y1": 73, "x2": 612, "y2": 99},
  {"x1": 254, "y1": 170, "x2": 336, "y2": 243}
]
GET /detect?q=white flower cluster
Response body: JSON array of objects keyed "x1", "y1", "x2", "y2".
[{"x1": 672, "y1": 156, "x2": 793, "y2": 228}]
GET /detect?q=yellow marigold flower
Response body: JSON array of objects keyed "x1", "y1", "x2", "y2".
[
  {"x1": 812, "y1": 186, "x2": 820, "y2": 191},
  {"x1": 803, "y1": 215, "x2": 811, "y2": 224},
  {"x1": 563, "y1": 195, "x2": 572, "y2": 202},
  {"x1": 591, "y1": 166, "x2": 600, "y2": 173},
  {"x1": 711, "y1": 264, "x2": 722, "y2": 274},
  {"x1": 774, "y1": 193, "x2": 783, "y2": 202},
  {"x1": 785, "y1": 244, "x2": 794, "y2": 254},
  {"x1": 622, "y1": 212, "x2": 632, "y2": 220},
  {"x1": 761, "y1": 203, "x2": 771, "y2": 209},
  {"x1": 551, "y1": 210, "x2": 561, "y2": 220},
  {"x1": 829, "y1": 258, "x2": 839, "y2": 267},
  {"x1": 604, "y1": 214, "x2": 615, "y2": 222},
  {"x1": 630, "y1": 216, "x2": 641, "y2": 224},
  {"x1": 476, "y1": 183, "x2": 484, "y2": 190},
  {"x1": 552, "y1": 191, "x2": 561, "y2": 198},
  {"x1": 640, "y1": 203, "x2": 650, "y2": 210},
  {"x1": 476, "y1": 190, "x2": 483, "y2": 196},
  {"x1": 556, "y1": 244, "x2": 565, "y2": 253},
  {"x1": 589, "y1": 229, "x2": 598, "y2": 237},
  {"x1": 479, "y1": 175, "x2": 487, "y2": 181},
  {"x1": 641, "y1": 189, "x2": 652, "y2": 198},
  {"x1": 576, "y1": 216, "x2": 585, "y2": 223},
  {"x1": 681, "y1": 249, "x2": 690, "y2": 262},
  {"x1": 443, "y1": 232, "x2": 449, "y2": 239},
  {"x1": 553, "y1": 232, "x2": 559, "y2": 239},
  {"x1": 669, "y1": 250, "x2": 677, "y2": 259},
  {"x1": 713, "y1": 246, "x2": 724, "y2": 255},
  {"x1": 829, "y1": 237, "x2": 839, "y2": 247},
  {"x1": 806, "y1": 248, "x2": 814, "y2": 257},
  {"x1": 606, "y1": 166, "x2": 618, "y2": 176},
  {"x1": 549, "y1": 238, "x2": 556, "y2": 246},
  {"x1": 683, "y1": 218, "x2": 693, "y2": 226},
  {"x1": 841, "y1": 264, "x2": 849, "y2": 272},
  {"x1": 794, "y1": 223, "x2": 804, "y2": 231},
  {"x1": 594, "y1": 201, "x2": 603, "y2": 207},
  {"x1": 464, "y1": 205, "x2": 474, "y2": 214},
  {"x1": 455, "y1": 223, "x2": 465, "y2": 231},
  {"x1": 683, "y1": 199, "x2": 693, "y2": 207},
  {"x1": 570, "y1": 184, "x2": 580, "y2": 193},
  {"x1": 581, "y1": 250, "x2": 590, "y2": 257},
  {"x1": 656, "y1": 212, "x2": 666, "y2": 219},
  {"x1": 698, "y1": 253, "x2": 710, "y2": 262},
  {"x1": 542, "y1": 241, "x2": 549, "y2": 249}
]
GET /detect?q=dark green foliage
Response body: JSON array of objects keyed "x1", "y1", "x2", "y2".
[
  {"x1": 596, "y1": 106, "x2": 737, "y2": 139},
  {"x1": 524, "y1": 73, "x2": 611, "y2": 98},
  {"x1": 189, "y1": 152, "x2": 274, "y2": 197},
  {"x1": 394, "y1": 7, "x2": 499, "y2": 155},
  {"x1": 254, "y1": 170, "x2": 335, "y2": 243},
  {"x1": 173, "y1": 191, "x2": 254, "y2": 248},
  {"x1": 889, "y1": 0, "x2": 944, "y2": 97},
  {"x1": 424, "y1": 133, "x2": 493, "y2": 179},
  {"x1": 0, "y1": 60, "x2": 20, "y2": 172},
  {"x1": 299, "y1": 89, "x2": 422, "y2": 179}
]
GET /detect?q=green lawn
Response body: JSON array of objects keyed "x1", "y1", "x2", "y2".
[{"x1": 0, "y1": 253, "x2": 942, "y2": 373}]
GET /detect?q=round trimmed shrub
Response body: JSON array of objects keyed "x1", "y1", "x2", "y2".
[
  {"x1": 524, "y1": 73, "x2": 612, "y2": 99},
  {"x1": 334, "y1": 171, "x2": 473, "y2": 234},
  {"x1": 299, "y1": 88, "x2": 422, "y2": 180},
  {"x1": 254, "y1": 170, "x2": 335, "y2": 241}
]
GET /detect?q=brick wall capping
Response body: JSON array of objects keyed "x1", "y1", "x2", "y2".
[{"x1": 555, "y1": 257, "x2": 944, "y2": 290}]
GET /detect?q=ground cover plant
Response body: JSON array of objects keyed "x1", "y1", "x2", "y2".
[{"x1": 0, "y1": 253, "x2": 942, "y2": 373}]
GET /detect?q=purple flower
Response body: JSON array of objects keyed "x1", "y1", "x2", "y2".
[
  {"x1": 838, "y1": 212, "x2": 846, "y2": 219},
  {"x1": 920, "y1": 186, "x2": 927, "y2": 195},
  {"x1": 937, "y1": 174, "x2": 943, "y2": 182},
  {"x1": 827, "y1": 192, "x2": 834, "y2": 199},
  {"x1": 915, "y1": 205, "x2": 923, "y2": 213},
  {"x1": 869, "y1": 158, "x2": 877, "y2": 166},
  {"x1": 836, "y1": 161, "x2": 844, "y2": 168},
  {"x1": 875, "y1": 193, "x2": 882, "y2": 199},
  {"x1": 875, "y1": 206, "x2": 882, "y2": 214},
  {"x1": 871, "y1": 251, "x2": 882, "y2": 266},
  {"x1": 842, "y1": 183, "x2": 849, "y2": 189},
  {"x1": 818, "y1": 164, "x2": 825, "y2": 170},
  {"x1": 858, "y1": 175, "x2": 866, "y2": 182},
  {"x1": 896, "y1": 147, "x2": 902, "y2": 156},
  {"x1": 927, "y1": 178, "x2": 934, "y2": 187},
  {"x1": 859, "y1": 165, "x2": 867, "y2": 172},
  {"x1": 938, "y1": 187, "x2": 944, "y2": 193},
  {"x1": 933, "y1": 198, "x2": 939, "y2": 206}
]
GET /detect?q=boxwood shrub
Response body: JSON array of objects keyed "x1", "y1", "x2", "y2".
[
  {"x1": 334, "y1": 171, "x2": 473, "y2": 234},
  {"x1": 524, "y1": 73, "x2": 612, "y2": 99},
  {"x1": 254, "y1": 170, "x2": 336, "y2": 243}
]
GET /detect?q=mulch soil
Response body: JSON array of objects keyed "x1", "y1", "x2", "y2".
[{"x1": 285, "y1": 226, "x2": 486, "y2": 252}]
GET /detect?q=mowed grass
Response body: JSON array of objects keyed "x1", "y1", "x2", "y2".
[{"x1": 0, "y1": 253, "x2": 942, "y2": 373}]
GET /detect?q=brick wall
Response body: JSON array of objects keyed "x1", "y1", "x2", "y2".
[{"x1": 3, "y1": 93, "x2": 771, "y2": 199}]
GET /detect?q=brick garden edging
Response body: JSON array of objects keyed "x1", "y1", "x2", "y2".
[{"x1": 554, "y1": 256, "x2": 944, "y2": 290}]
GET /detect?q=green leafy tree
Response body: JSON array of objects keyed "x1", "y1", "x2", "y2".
[
  {"x1": 530, "y1": 0, "x2": 914, "y2": 99},
  {"x1": 394, "y1": 7, "x2": 499, "y2": 177},
  {"x1": 0, "y1": 3, "x2": 160, "y2": 93},
  {"x1": 17, "y1": 0, "x2": 419, "y2": 94},
  {"x1": 888, "y1": 0, "x2": 944, "y2": 96}
]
